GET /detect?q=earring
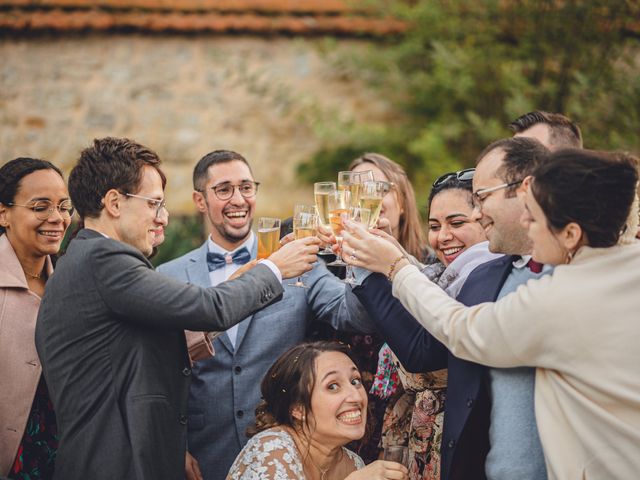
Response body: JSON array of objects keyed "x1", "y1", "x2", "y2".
[{"x1": 565, "y1": 250, "x2": 574, "y2": 264}]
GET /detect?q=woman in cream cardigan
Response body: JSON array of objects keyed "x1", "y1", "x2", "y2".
[
  {"x1": 0, "y1": 158, "x2": 73, "y2": 479},
  {"x1": 342, "y1": 149, "x2": 640, "y2": 479}
]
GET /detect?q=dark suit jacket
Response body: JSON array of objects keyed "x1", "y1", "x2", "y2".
[
  {"x1": 353, "y1": 255, "x2": 516, "y2": 480},
  {"x1": 35, "y1": 229, "x2": 284, "y2": 480}
]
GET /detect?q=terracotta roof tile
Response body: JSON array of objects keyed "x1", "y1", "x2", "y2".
[
  {"x1": 0, "y1": 4, "x2": 406, "y2": 36},
  {"x1": 0, "y1": 0, "x2": 355, "y2": 13}
]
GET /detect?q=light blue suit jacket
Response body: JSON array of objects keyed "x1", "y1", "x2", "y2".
[{"x1": 157, "y1": 241, "x2": 371, "y2": 480}]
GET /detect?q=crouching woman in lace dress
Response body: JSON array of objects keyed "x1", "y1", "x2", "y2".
[{"x1": 227, "y1": 341, "x2": 409, "y2": 480}]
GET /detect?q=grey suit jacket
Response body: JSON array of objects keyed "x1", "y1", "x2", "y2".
[
  {"x1": 157, "y1": 240, "x2": 371, "y2": 480},
  {"x1": 35, "y1": 229, "x2": 283, "y2": 480}
]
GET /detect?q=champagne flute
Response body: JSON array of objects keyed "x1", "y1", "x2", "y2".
[
  {"x1": 359, "y1": 180, "x2": 389, "y2": 228},
  {"x1": 257, "y1": 217, "x2": 281, "y2": 260},
  {"x1": 314, "y1": 181, "x2": 336, "y2": 255},
  {"x1": 344, "y1": 206, "x2": 370, "y2": 284},
  {"x1": 289, "y1": 205, "x2": 318, "y2": 287},
  {"x1": 326, "y1": 189, "x2": 351, "y2": 267},
  {"x1": 338, "y1": 171, "x2": 361, "y2": 208}
]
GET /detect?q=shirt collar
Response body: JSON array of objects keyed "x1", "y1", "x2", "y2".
[
  {"x1": 207, "y1": 231, "x2": 255, "y2": 256},
  {"x1": 512, "y1": 255, "x2": 531, "y2": 269}
]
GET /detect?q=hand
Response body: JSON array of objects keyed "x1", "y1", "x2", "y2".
[
  {"x1": 185, "y1": 451, "x2": 203, "y2": 480},
  {"x1": 342, "y1": 220, "x2": 404, "y2": 274},
  {"x1": 228, "y1": 259, "x2": 259, "y2": 280},
  {"x1": 316, "y1": 223, "x2": 336, "y2": 247},
  {"x1": 268, "y1": 236, "x2": 321, "y2": 279},
  {"x1": 280, "y1": 232, "x2": 295, "y2": 246},
  {"x1": 345, "y1": 460, "x2": 408, "y2": 480}
]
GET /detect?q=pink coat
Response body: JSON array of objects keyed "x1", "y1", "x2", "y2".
[{"x1": 0, "y1": 234, "x2": 53, "y2": 475}]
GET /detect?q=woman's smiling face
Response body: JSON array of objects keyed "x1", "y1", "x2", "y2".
[{"x1": 428, "y1": 189, "x2": 486, "y2": 265}]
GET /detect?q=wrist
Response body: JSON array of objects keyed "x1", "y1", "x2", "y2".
[{"x1": 387, "y1": 255, "x2": 408, "y2": 282}]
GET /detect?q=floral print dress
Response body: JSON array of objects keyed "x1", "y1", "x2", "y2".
[{"x1": 227, "y1": 428, "x2": 365, "y2": 479}]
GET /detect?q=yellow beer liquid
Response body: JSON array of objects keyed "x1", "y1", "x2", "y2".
[{"x1": 257, "y1": 227, "x2": 280, "y2": 259}]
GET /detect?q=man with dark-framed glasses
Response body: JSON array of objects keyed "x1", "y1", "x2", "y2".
[
  {"x1": 157, "y1": 150, "x2": 372, "y2": 480},
  {"x1": 35, "y1": 137, "x2": 317, "y2": 480}
]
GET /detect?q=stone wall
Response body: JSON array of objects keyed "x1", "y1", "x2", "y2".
[{"x1": 0, "y1": 34, "x2": 392, "y2": 216}]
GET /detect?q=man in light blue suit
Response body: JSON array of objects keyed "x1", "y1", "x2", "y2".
[{"x1": 157, "y1": 150, "x2": 371, "y2": 480}]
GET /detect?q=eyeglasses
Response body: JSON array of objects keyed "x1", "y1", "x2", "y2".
[
  {"x1": 472, "y1": 180, "x2": 523, "y2": 206},
  {"x1": 7, "y1": 200, "x2": 75, "y2": 221},
  {"x1": 433, "y1": 168, "x2": 475, "y2": 188},
  {"x1": 122, "y1": 193, "x2": 167, "y2": 218},
  {"x1": 204, "y1": 181, "x2": 260, "y2": 201}
]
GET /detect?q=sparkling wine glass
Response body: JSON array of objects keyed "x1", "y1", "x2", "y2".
[
  {"x1": 359, "y1": 180, "x2": 388, "y2": 228},
  {"x1": 326, "y1": 189, "x2": 351, "y2": 267},
  {"x1": 338, "y1": 171, "x2": 361, "y2": 209},
  {"x1": 257, "y1": 217, "x2": 281, "y2": 260},
  {"x1": 314, "y1": 181, "x2": 336, "y2": 255},
  {"x1": 289, "y1": 204, "x2": 318, "y2": 287},
  {"x1": 344, "y1": 206, "x2": 370, "y2": 284}
]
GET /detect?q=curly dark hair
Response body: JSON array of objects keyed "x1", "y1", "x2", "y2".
[
  {"x1": 0, "y1": 157, "x2": 64, "y2": 235},
  {"x1": 249, "y1": 341, "x2": 363, "y2": 438},
  {"x1": 531, "y1": 149, "x2": 639, "y2": 248},
  {"x1": 68, "y1": 137, "x2": 166, "y2": 219}
]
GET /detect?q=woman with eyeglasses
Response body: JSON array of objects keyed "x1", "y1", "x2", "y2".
[
  {"x1": 342, "y1": 149, "x2": 640, "y2": 478},
  {"x1": 0, "y1": 157, "x2": 73, "y2": 479},
  {"x1": 357, "y1": 168, "x2": 498, "y2": 479}
]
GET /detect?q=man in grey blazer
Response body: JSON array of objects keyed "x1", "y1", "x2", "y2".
[
  {"x1": 35, "y1": 138, "x2": 317, "y2": 480},
  {"x1": 158, "y1": 149, "x2": 371, "y2": 480}
]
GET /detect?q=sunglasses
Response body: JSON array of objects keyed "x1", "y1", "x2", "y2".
[{"x1": 432, "y1": 168, "x2": 475, "y2": 187}]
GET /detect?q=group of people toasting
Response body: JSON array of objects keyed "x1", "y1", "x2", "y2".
[{"x1": 1, "y1": 110, "x2": 639, "y2": 480}]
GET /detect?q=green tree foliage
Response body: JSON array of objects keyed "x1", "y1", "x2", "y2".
[{"x1": 298, "y1": 0, "x2": 640, "y2": 207}]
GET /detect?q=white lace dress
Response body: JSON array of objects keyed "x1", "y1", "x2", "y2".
[{"x1": 227, "y1": 428, "x2": 365, "y2": 480}]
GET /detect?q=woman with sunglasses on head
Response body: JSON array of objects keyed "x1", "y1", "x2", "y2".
[
  {"x1": 356, "y1": 168, "x2": 499, "y2": 479},
  {"x1": 0, "y1": 158, "x2": 73, "y2": 479},
  {"x1": 227, "y1": 341, "x2": 408, "y2": 480},
  {"x1": 343, "y1": 149, "x2": 640, "y2": 478}
]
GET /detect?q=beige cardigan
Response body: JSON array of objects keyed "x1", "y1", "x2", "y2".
[
  {"x1": 0, "y1": 234, "x2": 54, "y2": 474},
  {"x1": 392, "y1": 241, "x2": 640, "y2": 480}
]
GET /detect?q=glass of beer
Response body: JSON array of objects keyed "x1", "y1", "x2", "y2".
[
  {"x1": 257, "y1": 217, "x2": 281, "y2": 260},
  {"x1": 314, "y1": 181, "x2": 336, "y2": 255},
  {"x1": 289, "y1": 204, "x2": 318, "y2": 288},
  {"x1": 359, "y1": 180, "x2": 389, "y2": 228},
  {"x1": 344, "y1": 206, "x2": 370, "y2": 284},
  {"x1": 326, "y1": 189, "x2": 351, "y2": 267}
]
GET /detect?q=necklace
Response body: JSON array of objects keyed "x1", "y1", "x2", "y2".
[
  {"x1": 24, "y1": 269, "x2": 42, "y2": 279},
  {"x1": 306, "y1": 447, "x2": 343, "y2": 480}
]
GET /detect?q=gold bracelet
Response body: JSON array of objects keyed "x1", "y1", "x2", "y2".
[{"x1": 387, "y1": 255, "x2": 407, "y2": 282}]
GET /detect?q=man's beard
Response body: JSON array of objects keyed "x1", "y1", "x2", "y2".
[{"x1": 212, "y1": 218, "x2": 253, "y2": 244}]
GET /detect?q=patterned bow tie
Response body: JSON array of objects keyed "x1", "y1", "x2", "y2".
[
  {"x1": 527, "y1": 258, "x2": 543, "y2": 273},
  {"x1": 207, "y1": 247, "x2": 252, "y2": 271}
]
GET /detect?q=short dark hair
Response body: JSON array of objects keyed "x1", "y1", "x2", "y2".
[
  {"x1": 531, "y1": 149, "x2": 639, "y2": 248},
  {"x1": 192, "y1": 150, "x2": 252, "y2": 191},
  {"x1": 250, "y1": 341, "x2": 361, "y2": 438},
  {"x1": 509, "y1": 111, "x2": 583, "y2": 149},
  {"x1": 0, "y1": 157, "x2": 64, "y2": 235},
  {"x1": 476, "y1": 137, "x2": 550, "y2": 196},
  {"x1": 69, "y1": 137, "x2": 166, "y2": 219}
]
